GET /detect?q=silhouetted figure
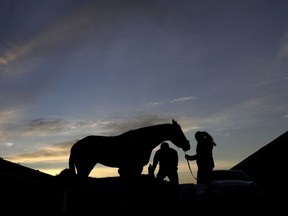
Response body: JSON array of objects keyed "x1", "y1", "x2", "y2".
[
  {"x1": 149, "y1": 142, "x2": 179, "y2": 185},
  {"x1": 185, "y1": 131, "x2": 216, "y2": 184},
  {"x1": 69, "y1": 119, "x2": 190, "y2": 179},
  {"x1": 69, "y1": 119, "x2": 190, "y2": 178}
]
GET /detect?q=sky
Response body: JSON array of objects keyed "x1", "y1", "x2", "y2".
[{"x1": 0, "y1": 0, "x2": 287, "y2": 184}]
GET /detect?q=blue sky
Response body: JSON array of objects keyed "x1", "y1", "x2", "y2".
[{"x1": 0, "y1": 0, "x2": 287, "y2": 184}]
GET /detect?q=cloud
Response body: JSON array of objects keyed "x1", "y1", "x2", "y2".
[
  {"x1": 1, "y1": 117, "x2": 105, "y2": 141},
  {"x1": 100, "y1": 113, "x2": 174, "y2": 135},
  {"x1": 148, "y1": 96, "x2": 196, "y2": 107},
  {"x1": 0, "y1": 2, "x2": 93, "y2": 78},
  {"x1": 4, "y1": 140, "x2": 71, "y2": 163},
  {"x1": 177, "y1": 96, "x2": 276, "y2": 135},
  {"x1": 3, "y1": 113, "x2": 191, "y2": 176},
  {"x1": 0, "y1": 110, "x2": 21, "y2": 142},
  {"x1": 169, "y1": 96, "x2": 197, "y2": 103},
  {"x1": 0, "y1": 113, "x2": 173, "y2": 153},
  {"x1": 0, "y1": 42, "x2": 33, "y2": 66},
  {"x1": 252, "y1": 76, "x2": 288, "y2": 87},
  {"x1": 252, "y1": 80, "x2": 274, "y2": 87},
  {"x1": 3, "y1": 112, "x2": 186, "y2": 159},
  {"x1": 0, "y1": 110, "x2": 19, "y2": 124},
  {"x1": 0, "y1": 40, "x2": 43, "y2": 77}
]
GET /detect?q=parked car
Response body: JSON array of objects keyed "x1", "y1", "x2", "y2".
[
  {"x1": 209, "y1": 169, "x2": 263, "y2": 204},
  {"x1": 189, "y1": 170, "x2": 263, "y2": 213}
]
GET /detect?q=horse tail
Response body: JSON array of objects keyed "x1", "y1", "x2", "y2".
[{"x1": 69, "y1": 147, "x2": 76, "y2": 175}]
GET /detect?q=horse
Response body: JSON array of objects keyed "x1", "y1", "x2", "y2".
[{"x1": 68, "y1": 119, "x2": 190, "y2": 178}]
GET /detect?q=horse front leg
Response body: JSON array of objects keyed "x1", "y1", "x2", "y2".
[{"x1": 76, "y1": 160, "x2": 97, "y2": 178}]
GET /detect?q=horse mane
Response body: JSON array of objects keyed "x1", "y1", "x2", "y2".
[
  {"x1": 123, "y1": 123, "x2": 171, "y2": 134},
  {"x1": 119, "y1": 123, "x2": 173, "y2": 141}
]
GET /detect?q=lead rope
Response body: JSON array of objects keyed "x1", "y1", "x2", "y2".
[{"x1": 185, "y1": 153, "x2": 197, "y2": 181}]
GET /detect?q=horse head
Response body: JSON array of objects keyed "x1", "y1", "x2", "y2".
[{"x1": 170, "y1": 119, "x2": 190, "y2": 152}]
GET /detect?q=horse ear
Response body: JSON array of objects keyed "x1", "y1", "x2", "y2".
[{"x1": 172, "y1": 119, "x2": 178, "y2": 125}]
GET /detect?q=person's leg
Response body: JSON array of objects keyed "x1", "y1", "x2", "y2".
[
  {"x1": 156, "y1": 169, "x2": 166, "y2": 181},
  {"x1": 197, "y1": 168, "x2": 212, "y2": 184},
  {"x1": 168, "y1": 171, "x2": 179, "y2": 185},
  {"x1": 196, "y1": 168, "x2": 204, "y2": 184}
]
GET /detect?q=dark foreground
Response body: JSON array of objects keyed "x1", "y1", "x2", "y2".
[{"x1": 0, "y1": 174, "x2": 283, "y2": 214}]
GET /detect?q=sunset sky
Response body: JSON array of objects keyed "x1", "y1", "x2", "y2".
[{"x1": 1, "y1": 0, "x2": 287, "y2": 184}]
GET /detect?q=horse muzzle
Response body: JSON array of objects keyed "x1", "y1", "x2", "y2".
[{"x1": 182, "y1": 140, "x2": 191, "y2": 152}]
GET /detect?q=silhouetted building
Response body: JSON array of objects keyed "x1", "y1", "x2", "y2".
[{"x1": 231, "y1": 131, "x2": 288, "y2": 211}]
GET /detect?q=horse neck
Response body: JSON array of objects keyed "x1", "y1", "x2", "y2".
[
  {"x1": 146, "y1": 124, "x2": 174, "y2": 147},
  {"x1": 120, "y1": 123, "x2": 175, "y2": 150}
]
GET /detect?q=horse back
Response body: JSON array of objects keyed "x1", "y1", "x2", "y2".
[{"x1": 72, "y1": 135, "x2": 118, "y2": 151}]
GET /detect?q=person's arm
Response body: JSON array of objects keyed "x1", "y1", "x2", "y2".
[
  {"x1": 151, "y1": 151, "x2": 159, "y2": 170},
  {"x1": 148, "y1": 151, "x2": 159, "y2": 176}
]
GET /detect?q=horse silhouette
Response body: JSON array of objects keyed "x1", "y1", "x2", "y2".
[{"x1": 69, "y1": 119, "x2": 190, "y2": 178}]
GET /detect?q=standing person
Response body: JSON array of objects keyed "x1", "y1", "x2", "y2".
[
  {"x1": 149, "y1": 142, "x2": 179, "y2": 185},
  {"x1": 185, "y1": 131, "x2": 216, "y2": 184}
]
